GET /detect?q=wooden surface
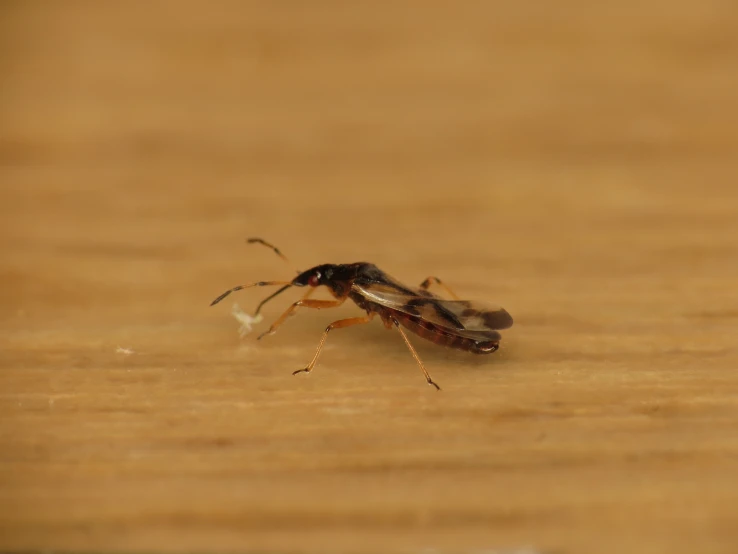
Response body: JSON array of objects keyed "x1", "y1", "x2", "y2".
[{"x1": 2, "y1": 2, "x2": 738, "y2": 553}]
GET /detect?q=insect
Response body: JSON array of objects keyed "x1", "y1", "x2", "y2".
[{"x1": 210, "y1": 238, "x2": 513, "y2": 390}]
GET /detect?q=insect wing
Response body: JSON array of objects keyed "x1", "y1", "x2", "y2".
[{"x1": 352, "y1": 282, "x2": 513, "y2": 332}]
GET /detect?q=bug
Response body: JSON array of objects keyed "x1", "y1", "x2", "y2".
[{"x1": 210, "y1": 238, "x2": 513, "y2": 390}]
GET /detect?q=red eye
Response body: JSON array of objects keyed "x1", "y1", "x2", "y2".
[{"x1": 308, "y1": 274, "x2": 320, "y2": 287}]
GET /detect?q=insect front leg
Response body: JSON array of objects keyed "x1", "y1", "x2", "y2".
[
  {"x1": 418, "y1": 276, "x2": 459, "y2": 300},
  {"x1": 293, "y1": 314, "x2": 375, "y2": 377},
  {"x1": 257, "y1": 295, "x2": 346, "y2": 340}
]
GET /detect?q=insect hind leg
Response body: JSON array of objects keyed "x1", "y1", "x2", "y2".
[
  {"x1": 392, "y1": 318, "x2": 441, "y2": 391},
  {"x1": 419, "y1": 276, "x2": 459, "y2": 300}
]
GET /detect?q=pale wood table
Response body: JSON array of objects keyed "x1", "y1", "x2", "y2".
[{"x1": 2, "y1": 3, "x2": 738, "y2": 553}]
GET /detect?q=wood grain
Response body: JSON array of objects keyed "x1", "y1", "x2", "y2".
[{"x1": 2, "y1": 2, "x2": 738, "y2": 553}]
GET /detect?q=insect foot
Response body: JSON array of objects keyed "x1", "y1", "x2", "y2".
[{"x1": 257, "y1": 328, "x2": 276, "y2": 341}]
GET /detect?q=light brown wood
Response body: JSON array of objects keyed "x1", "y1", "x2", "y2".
[{"x1": 2, "y1": 2, "x2": 738, "y2": 553}]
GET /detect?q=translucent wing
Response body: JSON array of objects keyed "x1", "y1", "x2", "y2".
[{"x1": 353, "y1": 281, "x2": 513, "y2": 333}]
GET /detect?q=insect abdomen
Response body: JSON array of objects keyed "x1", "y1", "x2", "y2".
[{"x1": 391, "y1": 312, "x2": 499, "y2": 354}]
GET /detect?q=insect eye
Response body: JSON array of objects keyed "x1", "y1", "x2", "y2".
[{"x1": 308, "y1": 272, "x2": 321, "y2": 287}]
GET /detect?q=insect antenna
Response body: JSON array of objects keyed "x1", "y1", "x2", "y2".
[
  {"x1": 210, "y1": 281, "x2": 293, "y2": 307},
  {"x1": 246, "y1": 237, "x2": 302, "y2": 314},
  {"x1": 246, "y1": 237, "x2": 300, "y2": 271}
]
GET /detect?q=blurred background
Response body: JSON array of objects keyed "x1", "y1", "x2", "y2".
[{"x1": 2, "y1": 2, "x2": 738, "y2": 553}]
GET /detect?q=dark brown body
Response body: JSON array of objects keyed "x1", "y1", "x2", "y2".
[
  {"x1": 319, "y1": 262, "x2": 509, "y2": 355},
  {"x1": 350, "y1": 291, "x2": 501, "y2": 355},
  {"x1": 211, "y1": 243, "x2": 513, "y2": 389}
]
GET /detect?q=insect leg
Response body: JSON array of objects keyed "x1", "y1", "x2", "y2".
[
  {"x1": 293, "y1": 314, "x2": 374, "y2": 377},
  {"x1": 419, "y1": 276, "x2": 459, "y2": 300},
  {"x1": 392, "y1": 318, "x2": 441, "y2": 391},
  {"x1": 257, "y1": 296, "x2": 346, "y2": 340},
  {"x1": 256, "y1": 287, "x2": 314, "y2": 338}
]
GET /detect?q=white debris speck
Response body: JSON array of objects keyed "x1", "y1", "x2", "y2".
[
  {"x1": 116, "y1": 346, "x2": 135, "y2": 355},
  {"x1": 231, "y1": 304, "x2": 263, "y2": 337}
]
